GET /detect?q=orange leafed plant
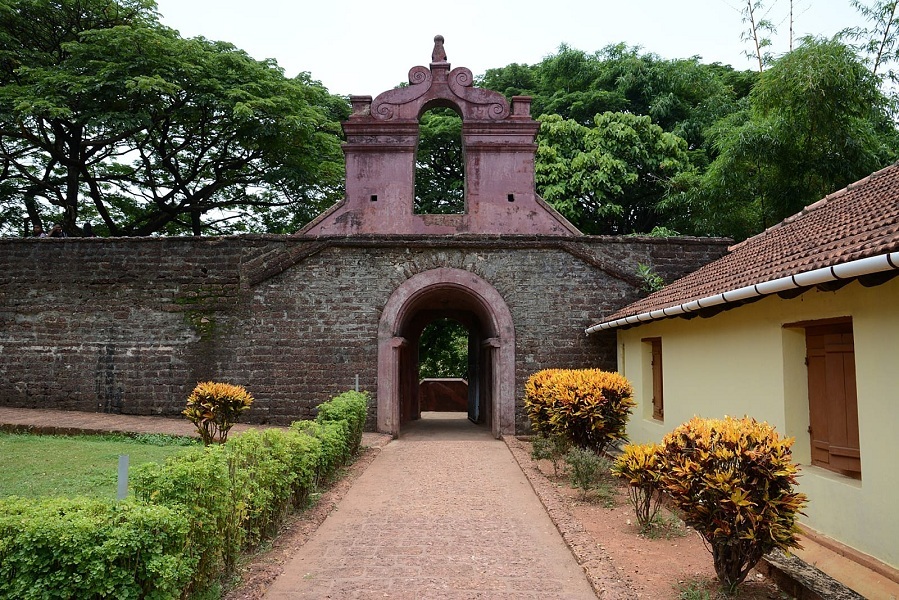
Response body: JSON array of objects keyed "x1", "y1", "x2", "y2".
[
  {"x1": 611, "y1": 442, "x2": 664, "y2": 531},
  {"x1": 525, "y1": 368, "x2": 635, "y2": 453},
  {"x1": 183, "y1": 381, "x2": 254, "y2": 445},
  {"x1": 655, "y1": 416, "x2": 808, "y2": 594}
]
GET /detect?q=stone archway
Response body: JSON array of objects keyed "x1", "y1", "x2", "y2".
[{"x1": 377, "y1": 268, "x2": 515, "y2": 438}]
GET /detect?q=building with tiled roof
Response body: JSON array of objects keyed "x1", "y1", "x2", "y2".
[
  {"x1": 587, "y1": 161, "x2": 899, "y2": 333},
  {"x1": 592, "y1": 163, "x2": 899, "y2": 583}
]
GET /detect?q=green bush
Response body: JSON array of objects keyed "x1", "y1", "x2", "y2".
[
  {"x1": 2, "y1": 389, "x2": 364, "y2": 599},
  {"x1": 524, "y1": 368, "x2": 636, "y2": 453},
  {"x1": 225, "y1": 429, "x2": 295, "y2": 549},
  {"x1": 315, "y1": 390, "x2": 369, "y2": 457},
  {"x1": 530, "y1": 432, "x2": 571, "y2": 478},
  {"x1": 132, "y1": 445, "x2": 242, "y2": 598},
  {"x1": 655, "y1": 416, "x2": 808, "y2": 594},
  {"x1": 0, "y1": 496, "x2": 191, "y2": 600},
  {"x1": 182, "y1": 381, "x2": 254, "y2": 445},
  {"x1": 291, "y1": 419, "x2": 350, "y2": 483},
  {"x1": 565, "y1": 447, "x2": 609, "y2": 500},
  {"x1": 260, "y1": 427, "x2": 322, "y2": 508}
]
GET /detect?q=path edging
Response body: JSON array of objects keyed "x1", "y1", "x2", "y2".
[{"x1": 504, "y1": 436, "x2": 636, "y2": 599}]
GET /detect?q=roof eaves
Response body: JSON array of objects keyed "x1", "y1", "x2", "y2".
[{"x1": 584, "y1": 251, "x2": 899, "y2": 335}]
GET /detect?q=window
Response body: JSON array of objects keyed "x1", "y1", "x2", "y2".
[
  {"x1": 642, "y1": 337, "x2": 663, "y2": 421},
  {"x1": 805, "y1": 320, "x2": 861, "y2": 479}
]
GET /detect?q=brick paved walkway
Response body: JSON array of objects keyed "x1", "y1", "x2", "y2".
[
  {"x1": 263, "y1": 413, "x2": 597, "y2": 599},
  {"x1": 0, "y1": 406, "x2": 260, "y2": 438}
]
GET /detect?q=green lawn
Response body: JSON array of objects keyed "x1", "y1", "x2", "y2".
[{"x1": 0, "y1": 432, "x2": 199, "y2": 499}]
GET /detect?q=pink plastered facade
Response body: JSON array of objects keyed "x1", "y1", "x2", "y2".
[{"x1": 302, "y1": 36, "x2": 580, "y2": 236}]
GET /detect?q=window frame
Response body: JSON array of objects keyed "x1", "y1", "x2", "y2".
[
  {"x1": 642, "y1": 337, "x2": 664, "y2": 422},
  {"x1": 786, "y1": 317, "x2": 861, "y2": 480}
]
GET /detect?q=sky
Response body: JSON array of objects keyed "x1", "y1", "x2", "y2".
[{"x1": 153, "y1": 0, "x2": 864, "y2": 97}]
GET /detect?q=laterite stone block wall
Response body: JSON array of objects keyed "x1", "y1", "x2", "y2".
[{"x1": 0, "y1": 234, "x2": 729, "y2": 432}]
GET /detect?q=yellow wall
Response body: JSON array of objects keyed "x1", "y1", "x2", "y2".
[{"x1": 616, "y1": 277, "x2": 899, "y2": 569}]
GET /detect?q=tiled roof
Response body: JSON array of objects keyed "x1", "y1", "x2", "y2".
[{"x1": 596, "y1": 162, "x2": 899, "y2": 328}]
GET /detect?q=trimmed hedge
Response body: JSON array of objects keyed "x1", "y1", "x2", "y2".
[
  {"x1": 315, "y1": 390, "x2": 369, "y2": 457},
  {"x1": 0, "y1": 497, "x2": 191, "y2": 600},
  {"x1": 131, "y1": 444, "x2": 242, "y2": 597},
  {"x1": 1, "y1": 389, "x2": 370, "y2": 600}
]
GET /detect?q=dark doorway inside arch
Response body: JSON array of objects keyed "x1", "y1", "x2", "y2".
[{"x1": 400, "y1": 309, "x2": 492, "y2": 429}]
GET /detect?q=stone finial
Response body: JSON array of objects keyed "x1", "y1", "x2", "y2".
[{"x1": 432, "y1": 35, "x2": 447, "y2": 62}]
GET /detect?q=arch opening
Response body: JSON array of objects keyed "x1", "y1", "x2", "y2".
[
  {"x1": 418, "y1": 318, "x2": 470, "y2": 414},
  {"x1": 377, "y1": 268, "x2": 515, "y2": 438},
  {"x1": 414, "y1": 106, "x2": 465, "y2": 215}
]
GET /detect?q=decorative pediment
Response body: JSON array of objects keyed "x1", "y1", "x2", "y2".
[
  {"x1": 301, "y1": 35, "x2": 580, "y2": 237},
  {"x1": 369, "y1": 36, "x2": 510, "y2": 121}
]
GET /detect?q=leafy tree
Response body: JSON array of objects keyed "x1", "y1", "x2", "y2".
[
  {"x1": 843, "y1": 0, "x2": 899, "y2": 81},
  {"x1": 0, "y1": 0, "x2": 159, "y2": 235},
  {"x1": 741, "y1": 0, "x2": 777, "y2": 72},
  {"x1": 414, "y1": 108, "x2": 464, "y2": 214},
  {"x1": 691, "y1": 37, "x2": 899, "y2": 239},
  {"x1": 475, "y1": 62, "x2": 538, "y2": 99},
  {"x1": 418, "y1": 319, "x2": 468, "y2": 379},
  {"x1": 481, "y1": 44, "x2": 754, "y2": 155},
  {"x1": 473, "y1": 47, "x2": 755, "y2": 235},
  {"x1": 0, "y1": 0, "x2": 346, "y2": 236},
  {"x1": 535, "y1": 112, "x2": 692, "y2": 234}
]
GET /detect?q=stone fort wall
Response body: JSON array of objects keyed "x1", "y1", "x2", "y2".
[{"x1": 0, "y1": 234, "x2": 729, "y2": 432}]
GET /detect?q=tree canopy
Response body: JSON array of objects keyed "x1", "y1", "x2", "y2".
[
  {"x1": 480, "y1": 32, "x2": 898, "y2": 240},
  {"x1": 687, "y1": 36, "x2": 899, "y2": 238},
  {"x1": 0, "y1": 0, "x2": 347, "y2": 236},
  {"x1": 3, "y1": 0, "x2": 897, "y2": 241},
  {"x1": 414, "y1": 108, "x2": 464, "y2": 215},
  {"x1": 535, "y1": 112, "x2": 691, "y2": 234}
]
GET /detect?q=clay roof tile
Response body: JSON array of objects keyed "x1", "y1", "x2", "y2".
[{"x1": 598, "y1": 162, "x2": 899, "y2": 326}]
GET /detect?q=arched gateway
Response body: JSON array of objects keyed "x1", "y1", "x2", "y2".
[
  {"x1": 377, "y1": 268, "x2": 515, "y2": 438},
  {"x1": 305, "y1": 36, "x2": 579, "y2": 436}
]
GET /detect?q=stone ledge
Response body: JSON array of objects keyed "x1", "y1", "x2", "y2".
[{"x1": 759, "y1": 549, "x2": 865, "y2": 600}]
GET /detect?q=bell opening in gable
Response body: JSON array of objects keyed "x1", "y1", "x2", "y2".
[{"x1": 414, "y1": 107, "x2": 465, "y2": 215}]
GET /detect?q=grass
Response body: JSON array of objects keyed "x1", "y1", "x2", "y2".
[
  {"x1": 641, "y1": 508, "x2": 687, "y2": 539},
  {"x1": 676, "y1": 577, "x2": 715, "y2": 600},
  {"x1": 0, "y1": 432, "x2": 199, "y2": 499}
]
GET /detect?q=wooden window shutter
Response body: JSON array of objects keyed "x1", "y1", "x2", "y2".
[
  {"x1": 643, "y1": 337, "x2": 663, "y2": 421},
  {"x1": 805, "y1": 321, "x2": 861, "y2": 478}
]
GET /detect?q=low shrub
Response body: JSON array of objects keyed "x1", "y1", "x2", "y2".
[
  {"x1": 291, "y1": 419, "x2": 350, "y2": 483},
  {"x1": 315, "y1": 390, "x2": 369, "y2": 457},
  {"x1": 132, "y1": 445, "x2": 242, "y2": 598},
  {"x1": 182, "y1": 381, "x2": 254, "y2": 445},
  {"x1": 5, "y1": 389, "x2": 362, "y2": 599},
  {"x1": 225, "y1": 429, "x2": 297, "y2": 549},
  {"x1": 259, "y1": 427, "x2": 321, "y2": 508},
  {"x1": 565, "y1": 447, "x2": 611, "y2": 501},
  {"x1": 530, "y1": 432, "x2": 571, "y2": 478},
  {"x1": 0, "y1": 496, "x2": 191, "y2": 600},
  {"x1": 655, "y1": 416, "x2": 807, "y2": 595},
  {"x1": 524, "y1": 368, "x2": 635, "y2": 453},
  {"x1": 611, "y1": 442, "x2": 664, "y2": 532}
]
